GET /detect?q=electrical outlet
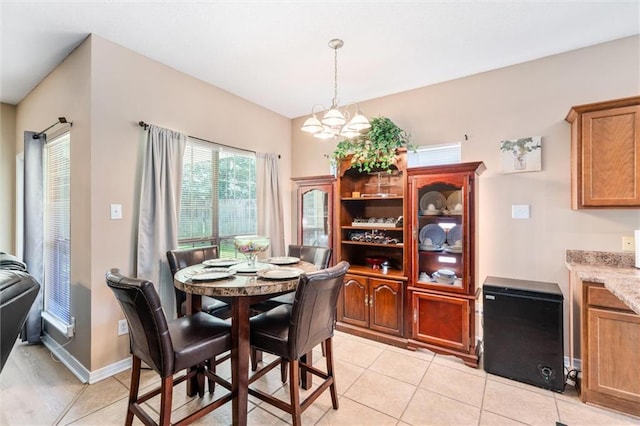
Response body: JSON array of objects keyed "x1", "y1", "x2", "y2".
[
  {"x1": 118, "y1": 319, "x2": 129, "y2": 335},
  {"x1": 622, "y1": 236, "x2": 635, "y2": 252}
]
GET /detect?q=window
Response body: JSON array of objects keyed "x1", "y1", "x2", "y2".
[
  {"x1": 408, "y1": 142, "x2": 461, "y2": 167},
  {"x1": 179, "y1": 138, "x2": 256, "y2": 258},
  {"x1": 43, "y1": 133, "x2": 71, "y2": 327}
]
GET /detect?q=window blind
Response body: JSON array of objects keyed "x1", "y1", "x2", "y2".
[
  {"x1": 179, "y1": 138, "x2": 256, "y2": 258},
  {"x1": 408, "y1": 142, "x2": 462, "y2": 167},
  {"x1": 44, "y1": 133, "x2": 71, "y2": 325}
]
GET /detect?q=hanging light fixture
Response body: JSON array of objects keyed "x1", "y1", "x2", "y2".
[{"x1": 301, "y1": 38, "x2": 370, "y2": 139}]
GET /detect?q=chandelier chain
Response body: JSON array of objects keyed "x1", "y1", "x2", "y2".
[{"x1": 333, "y1": 45, "x2": 338, "y2": 107}]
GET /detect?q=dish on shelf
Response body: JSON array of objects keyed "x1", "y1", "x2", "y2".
[
  {"x1": 446, "y1": 190, "x2": 462, "y2": 211},
  {"x1": 432, "y1": 271, "x2": 456, "y2": 285},
  {"x1": 365, "y1": 256, "x2": 388, "y2": 269},
  {"x1": 447, "y1": 224, "x2": 463, "y2": 247},
  {"x1": 418, "y1": 244, "x2": 442, "y2": 252},
  {"x1": 256, "y1": 267, "x2": 304, "y2": 280},
  {"x1": 444, "y1": 246, "x2": 463, "y2": 254},
  {"x1": 419, "y1": 224, "x2": 446, "y2": 246},
  {"x1": 419, "y1": 209, "x2": 441, "y2": 216},
  {"x1": 266, "y1": 256, "x2": 300, "y2": 265},
  {"x1": 419, "y1": 191, "x2": 446, "y2": 211},
  {"x1": 202, "y1": 258, "x2": 241, "y2": 267},
  {"x1": 191, "y1": 268, "x2": 237, "y2": 282}
]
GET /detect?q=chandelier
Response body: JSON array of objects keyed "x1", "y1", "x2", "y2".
[{"x1": 301, "y1": 38, "x2": 370, "y2": 139}]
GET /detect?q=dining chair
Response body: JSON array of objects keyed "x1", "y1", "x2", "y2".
[
  {"x1": 106, "y1": 269, "x2": 232, "y2": 426},
  {"x1": 247, "y1": 261, "x2": 349, "y2": 426},
  {"x1": 251, "y1": 245, "x2": 332, "y2": 312},
  {"x1": 166, "y1": 246, "x2": 232, "y2": 319}
]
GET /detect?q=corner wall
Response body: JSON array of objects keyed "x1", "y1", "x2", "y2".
[{"x1": 0, "y1": 103, "x2": 17, "y2": 252}]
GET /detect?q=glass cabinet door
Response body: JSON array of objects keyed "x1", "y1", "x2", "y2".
[
  {"x1": 301, "y1": 188, "x2": 330, "y2": 247},
  {"x1": 411, "y1": 175, "x2": 468, "y2": 294}
]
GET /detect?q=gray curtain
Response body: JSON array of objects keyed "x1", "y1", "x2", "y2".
[
  {"x1": 256, "y1": 152, "x2": 285, "y2": 257},
  {"x1": 22, "y1": 131, "x2": 44, "y2": 343},
  {"x1": 136, "y1": 125, "x2": 186, "y2": 317}
]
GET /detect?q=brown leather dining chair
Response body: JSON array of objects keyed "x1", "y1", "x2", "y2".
[
  {"x1": 106, "y1": 269, "x2": 232, "y2": 426},
  {"x1": 247, "y1": 261, "x2": 349, "y2": 426},
  {"x1": 166, "y1": 246, "x2": 231, "y2": 319}
]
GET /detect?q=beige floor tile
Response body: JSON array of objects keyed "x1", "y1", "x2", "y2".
[
  {"x1": 258, "y1": 380, "x2": 335, "y2": 424},
  {"x1": 0, "y1": 343, "x2": 85, "y2": 425},
  {"x1": 387, "y1": 344, "x2": 436, "y2": 362},
  {"x1": 58, "y1": 377, "x2": 129, "y2": 424},
  {"x1": 487, "y1": 372, "x2": 556, "y2": 397},
  {"x1": 369, "y1": 349, "x2": 430, "y2": 385},
  {"x1": 344, "y1": 370, "x2": 416, "y2": 418},
  {"x1": 431, "y1": 353, "x2": 486, "y2": 377},
  {"x1": 401, "y1": 387, "x2": 481, "y2": 426},
  {"x1": 64, "y1": 397, "x2": 148, "y2": 425},
  {"x1": 419, "y1": 362, "x2": 486, "y2": 407},
  {"x1": 483, "y1": 379, "x2": 558, "y2": 425},
  {"x1": 246, "y1": 405, "x2": 290, "y2": 425},
  {"x1": 556, "y1": 399, "x2": 640, "y2": 425},
  {"x1": 113, "y1": 365, "x2": 160, "y2": 390},
  {"x1": 479, "y1": 410, "x2": 527, "y2": 425},
  {"x1": 321, "y1": 358, "x2": 366, "y2": 395},
  {"x1": 333, "y1": 338, "x2": 384, "y2": 369},
  {"x1": 317, "y1": 396, "x2": 397, "y2": 425}
]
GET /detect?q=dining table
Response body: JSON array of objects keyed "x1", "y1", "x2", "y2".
[{"x1": 173, "y1": 258, "x2": 318, "y2": 426}]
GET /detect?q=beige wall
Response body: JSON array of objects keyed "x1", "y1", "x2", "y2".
[
  {"x1": 291, "y1": 35, "x2": 640, "y2": 361},
  {"x1": 1, "y1": 103, "x2": 17, "y2": 252},
  {"x1": 15, "y1": 34, "x2": 292, "y2": 374}
]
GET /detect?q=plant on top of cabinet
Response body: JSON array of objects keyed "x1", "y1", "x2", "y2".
[{"x1": 328, "y1": 116, "x2": 413, "y2": 173}]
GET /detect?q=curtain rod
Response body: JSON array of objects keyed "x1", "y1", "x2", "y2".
[
  {"x1": 138, "y1": 120, "x2": 280, "y2": 158},
  {"x1": 33, "y1": 117, "x2": 72, "y2": 139}
]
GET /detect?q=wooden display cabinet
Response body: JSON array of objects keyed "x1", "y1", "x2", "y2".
[
  {"x1": 407, "y1": 162, "x2": 485, "y2": 367},
  {"x1": 566, "y1": 96, "x2": 640, "y2": 208},
  {"x1": 335, "y1": 152, "x2": 409, "y2": 347},
  {"x1": 292, "y1": 175, "x2": 335, "y2": 252}
]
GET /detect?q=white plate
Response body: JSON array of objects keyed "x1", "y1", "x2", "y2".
[
  {"x1": 257, "y1": 267, "x2": 304, "y2": 280},
  {"x1": 266, "y1": 256, "x2": 300, "y2": 266},
  {"x1": 419, "y1": 224, "x2": 446, "y2": 246},
  {"x1": 418, "y1": 244, "x2": 442, "y2": 252},
  {"x1": 444, "y1": 246, "x2": 463, "y2": 254},
  {"x1": 191, "y1": 268, "x2": 236, "y2": 281},
  {"x1": 419, "y1": 209, "x2": 441, "y2": 216},
  {"x1": 446, "y1": 190, "x2": 462, "y2": 211},
  {"x1": 231, "y1": 262, "x2": 271, "y2": 274},
  {"x1": 447, "y1": 224, "x2": 462, "y2": 247},
  {"x1": 419, "y1": 191, "x2": 446, "y2": 211},
  {"x1": 203, "y1": 258, "x2": 241, "y2": 267}
]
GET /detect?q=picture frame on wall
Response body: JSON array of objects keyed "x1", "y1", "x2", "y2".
[{"x1": 500, "y1": 136, "x2": 542, "y2": 174}]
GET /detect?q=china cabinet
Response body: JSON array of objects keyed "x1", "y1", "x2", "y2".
[
  {"x1": 292, "y1": 175, "x2": 335, "y2": 251},
  {"x1": 406, "y1": 162, "x2": 485, "y2": 367},
  {"x1": 566, "y1": 96, "x2": 640, "y2": 208},
  {"x1": 581, "y1": 282, "x2": 640, "y2": 416},
  {"x1": 334, "y1": 152, "x2": 409, "y2": 346}
]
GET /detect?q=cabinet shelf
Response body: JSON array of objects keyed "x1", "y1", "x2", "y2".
[
  {"x1": 342, "y1": 225, "x2": 403, "y2": 231},
  {"x1": 342, "y1": 196, "x2": 403, "y2": 201},
  {"x1": 346, "y1": 265, "x2": 408, "y2": 281},
  {"x1": 342, "y1": 241, "x2": 404, "y2": 249}
]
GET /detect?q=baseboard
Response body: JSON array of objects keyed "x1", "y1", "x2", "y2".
[
  {"x1": 42, "y1": 333, "x2": 132, "y2": 384},
  {"x1": 565, "y1": 356, "x2": 581, "y2": 371}
]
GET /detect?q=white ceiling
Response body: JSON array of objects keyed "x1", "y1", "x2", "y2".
[{"x1": 2, "y1": 1, "x2": 639, "y2": 118}]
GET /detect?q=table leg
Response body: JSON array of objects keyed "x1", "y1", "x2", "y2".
[
  {"x1": 185, "y1": 294, "x2": 202, "y2": 397},
  {"x1": 231, "y1": 298, "x2": 250, "y2": 426}
]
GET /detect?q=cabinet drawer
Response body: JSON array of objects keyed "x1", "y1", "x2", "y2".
[{"x1": 587, "y1": 285, "x2": 632, "y2": 311}]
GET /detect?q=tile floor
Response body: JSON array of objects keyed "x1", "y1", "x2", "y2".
[{"x1": 1, "y1": 331, "x2": 638, "y2": 425}]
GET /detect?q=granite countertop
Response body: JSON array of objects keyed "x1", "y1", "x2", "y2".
[{"x1": 566, "y1": 250, "x2": 640, "y2": 315}]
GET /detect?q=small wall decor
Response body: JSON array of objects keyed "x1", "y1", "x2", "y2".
[{"x1": 500, "y1": 136, "x2": 542, "y2": 173}]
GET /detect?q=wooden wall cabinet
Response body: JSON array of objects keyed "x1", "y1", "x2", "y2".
[
  {"x1": 406, "y1": 162, "x2": 485, "y2": 367},
  {"x1": 292, "y1": 175, "x2": 335, "y2": 251},
  {"x1": 334, "y1": 152, "x2": 409, "y2": 347},
  {"x1": 566, "y1": 96, "x2": 640, "y2": 209},
  {"x1": 581, "y1": 282, "x2": 640, "y2": 417}
]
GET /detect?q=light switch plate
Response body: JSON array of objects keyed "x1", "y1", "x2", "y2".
[
  {"x1": 512, "y1": 204, "x2": 530, "y2": 219},
  {"x1": 110, "y1": 204, "x2": 123, "y2": 220}
]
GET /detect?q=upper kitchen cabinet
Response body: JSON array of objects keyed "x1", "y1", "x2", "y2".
[
  {"x1": 292, "y1": 175, "x2": 335, "y2": 250},
  {"x1": 566, "y1": 96, "x2": 640, "y2": 209}
]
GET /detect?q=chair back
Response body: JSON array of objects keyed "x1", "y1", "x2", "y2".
[
  {"x1": 105, "y1": 269, "x2": 174, "y2": 377},
  {"x1": 287, "y1": 245, "x2": 332, "y2": 269},
  {"x1": 166, "y1": 246, "x2": 218, "y2": 317},
  {"x1": 288, "y1": 261, "x2": 349, "y2": 359}
]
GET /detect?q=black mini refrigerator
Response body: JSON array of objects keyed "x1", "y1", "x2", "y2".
[{"x1": 483, "y1": 276, "x2": 564, "y2": 392}]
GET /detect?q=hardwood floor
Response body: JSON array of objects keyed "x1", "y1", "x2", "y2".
[{"x1": 1, "y1": 331, "x2": 638, "y2": 425}]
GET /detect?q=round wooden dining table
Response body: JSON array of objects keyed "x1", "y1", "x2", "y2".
[{"x1": 174, "y1": 260, "x2": 317, "y2": 426}]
